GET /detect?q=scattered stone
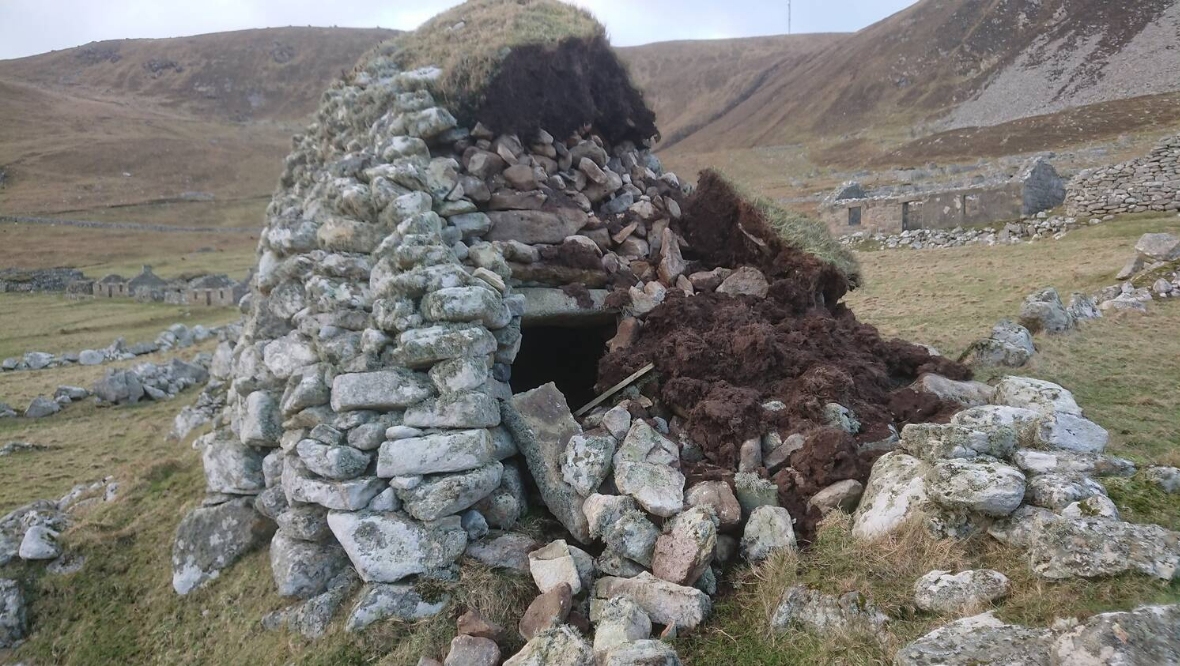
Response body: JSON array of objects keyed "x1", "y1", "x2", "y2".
[
  {"x1": 24, "y1": 396, "x2": 61, "y2": 419},
  {"x1": 741, "y1": 506, "x2": 797, "y2": 561},
  {"x1": 894, "y1": 612, "x2": 1051, "y2": 666},
  {"x1": 808, "y1": 480, "x2": 864, "y2": 516},
  {"x1": 172, "y1": 497, "x2": 274, "y2": 595},
  {"x1": 684, "y1": 481, "x2": 742, "y2": 531},
  {"x1": 652, "y1": 507, "x2": 717, "y2": 586},
  {"x1": 562, "y1": 434, "x2": 616, "y2": 497},
  {"x1": 771, "y1": 585, "x2": 887, "y2": 635},
  {"x1": 591, "y1": 596, "x2": 652, "y2": 659},
  {"x1": 444, "y1": 634, "x2": 500, "y2": 666},
  {"x1": 457, "y1": 609, "x2": 503, "y2": 641},
  {"x1": 346, "y1": 583, "x2": 449, "y2": 632},
  {"x1": 601, "y1": 640, "x2": 682, "y2": 665},
  {"x1": 529, "y1": 540, "x2": 584, "y2": 595},
  {"x1": 519, "y1": 582, "x2": 573, "y2": 640},
  {"x1": 913, "y1": 570, "x2": 1011, "y2": 614},
  {"x1": 1146, "y1": 466, "x2": 1180, "y2": 494},
  {"x1": 0, "y1": 579, "x2": 26, "y2": 648},
  {"x1": 594, "y1": 573, "x2": 712, "y2": 630},
  {"x1": 504, "y1": 625, "x2": 595, "y2": 666}
]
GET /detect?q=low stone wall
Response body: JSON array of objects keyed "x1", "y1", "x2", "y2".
[
  {"x1": 1066, "y1": 134, "x2": 1180, "y2": 216},
  {"x1": 0, "y1": 268, "x2": 86, "y2": 293}
]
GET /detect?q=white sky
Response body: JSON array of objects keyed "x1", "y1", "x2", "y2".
[{"x1": 0, "y1": 0, "x2": 920, "y2": 61}]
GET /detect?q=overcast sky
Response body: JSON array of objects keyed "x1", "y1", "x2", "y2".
[{"x1": 0, "y1": 0, "x2": 920, "y2": 61}]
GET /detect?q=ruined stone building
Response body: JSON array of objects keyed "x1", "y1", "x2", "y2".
[
  {"x1": 818, "y1": 158, "x2": 1066, "y2": 235},
  {"x1": 1067, "y1": 133, "x2": 1180, "y2": 217},
  {"x1": 92, "y1": 265, "x2": 246, "y2": 307}
]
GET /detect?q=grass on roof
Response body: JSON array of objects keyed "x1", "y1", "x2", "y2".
[
  {"x1": 716, "y1": 170, "x2": 863, "y2": 287},
  {"x1": 389, "y1": 0, "x2": 605, "y2": 113}
]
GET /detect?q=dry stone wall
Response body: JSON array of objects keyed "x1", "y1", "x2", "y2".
[{"x1": 1067, "y1": 134, "x2": 1180, "y2": 216}]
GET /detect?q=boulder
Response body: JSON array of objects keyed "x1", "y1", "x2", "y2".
[
  {"x1": 992, "y1": 376, "x2": 1081, "y2": 416},
  {"x1": 733, "y1": 472, "x2": 779, "y2": 516},
  {"x1": 327, "y1": 511, "x2": 466, "y2": 583},
  {"x1": 24, "y1": 396, "x2": 61, "y2": 419},
  {"x1": 1026, "y1": 516, "x2": 1180, "y2": 580},
  {"x1": 652, "y1": 507, "x2": 717, "y2": 586},
  {"x1": 1051, "y1": 604, "x2": 1180, "y2": 665},
  {"x1": 913, "y1": 570, "x2": 1011, "y2": 614},
  {"x1": 614, "y1": 462, "x2": 684, "y2": 518},
  {"x1": 716, "y1": 267, "x2": 769, "y2": 298},
  {"x1": 444, "y1": 635, "x2": 500, "y2": 666},
  {"x1": 503, "y1": 385, "x2": 590, "y2": 542},
  {"x1": 900, "y1": 423, "x2": 1016, "y2": 462},
  {"x1": 593, "y1": 573, "x2": 712, "y2": 630},
  {"x1": 808, "y1": 480, "x2": 864, "y2": 516},
  {"x1": 1024, "y1": 473, "x2": 1106, "y2": 511},
  {"x1": 601, "y1": 640, "x2": 682, "y2": 666},
  {"x1": 18, "y1": 525, "x2": 62, "y2": 561},
  {"x1": 910, "y1": 374, "x2": 994, "y2": 407},
  {"x1": 519, "y1": 583, "x2": 573, "y2": 640},
  {"x1": 894, "y1": 612, "x2": 1052, "y2": 666},
  {"x1": 591, "y1": 596, "x2": 652, "y2": 659},
  {"x1": 1135, "y1": 232, "x2": 1180, "y2": 262},
  {"x1": 602, "y1": 510, "x2": 660, "y2": 568},
  {"x1": 0, "y1": 579, "x2": 26, "y2": 648},
  {"x1": 561, "y1": 434, "x2": 616, "y2": 497},
  {"x1": 331, "y1": 369, "x2": 435, "y2": 412},
  {"x1": 1034, "y1": 412, "x2": 1108, "y2": 454},
  {"x1": 852, "y1": 452, "x2": 932, "y2": 540},
  {"x1": 771, "y1": 585, "x2": 887, "y2": 635},
  {"x1": 377, "y1": 429, "x2": 497, "y2": 477},
  {"x1": 200, "y1": 434, "x2": 265, "y2": 495},
  {"x1": 504, "y1": 625, "x2": 595, "y2": 666},
  {"x1": 1018, "y1": 288, "x2": 1075, "y2": 334},
  {"x1": 1146, "y1": 466, "x2": 1180, "y2": 494},
  {"x1": 741, "y1": 506, "x2": 797, "y2": 561},
  {"x1": 684, "y1": 481, "x2": 742, "y2": 531},
  {"x1": 172, "y1": 497, "x2": 274, "y2": 595},
  {"x1": 926, "y1": 460, "x2": 1026, "y2": 517},
  {"x1": 529, "y1": 540, "x2": 584, "y2": 595},
  {"x1": 466, "y1": 532, "x2": 537, "y2": 573}
]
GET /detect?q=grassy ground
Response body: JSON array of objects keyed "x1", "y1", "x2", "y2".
[
  {"x1": 0, "y1": 294, "x2": 239, "y2": 360},
  {"x1": 0, "y1": 222, "x2": 258, "y2": 275},
  {"x1": 3, "y1": 215, "x2": 1180, "y2": 665}
]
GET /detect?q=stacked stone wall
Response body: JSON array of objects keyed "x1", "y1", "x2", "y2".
[
  {"x1": 173, "y1": 48, "x2": 689, "y2": 613},
  {"x1": 1067, "y1": 134, "x2": 1180, "y2": 216}
]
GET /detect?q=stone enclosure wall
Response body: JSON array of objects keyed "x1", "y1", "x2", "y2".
[{"x1": 1067, "y1": 134, "x2": 1180, "y2": 217}]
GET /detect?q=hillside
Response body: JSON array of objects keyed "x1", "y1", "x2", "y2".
[
  {"x1": 644, "y1": 0, "x2": 1180, "y2": 156},
  {"x1": 0, "y1": 27, "x2": 394, "y2": 217},
  {"x1": 617, "y1": 33, "x2": 845, "y2": 149}
]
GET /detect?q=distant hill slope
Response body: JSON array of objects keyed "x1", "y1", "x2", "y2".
[
  {"x1": 618, "y1": 33, "x2": 845, "y2": 149},
  {"x1": 0, "y1": 27, "x2": 394, "y2": 216},
  {"x1": 0, "y1": 27, "x2": 396, "y2": 121},
  {"x1": 642, "y1": 0, "x2": 1180, "y2": 154}
]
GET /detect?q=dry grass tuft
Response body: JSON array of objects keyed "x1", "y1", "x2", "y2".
[{"x1": 386, "y1": 0, "x2": 603, "y2": 114}]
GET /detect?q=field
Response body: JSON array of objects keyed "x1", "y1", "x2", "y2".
[{"x1": 1, "y1": 214, "x2": 1179, "y2": 664}]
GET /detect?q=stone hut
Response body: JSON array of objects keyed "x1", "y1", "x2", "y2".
[
  {"x1": 94, "y1": 274, "x2": 128, "y2": 298},
  {"x1": 187, "y1": 274, "x2": 248, "y2": 308},
  {"x1": 819, "y1": 157, "x2": 1065, "y2": 235},
  {"x1": 127, "y1": 265, "x2": 169, "y2": 301},
  {"x1": 170, "y1": 1, "x2": 967, "y2": 657}
]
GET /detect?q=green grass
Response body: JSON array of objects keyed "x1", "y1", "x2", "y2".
[
  {"x1": 386, "y1": 0, "x2": 603, "y2": 114},
  {"x1": 4, "y1": 213, "x2": 1180, "y2": 665},
  {"x1": 0, "y1": 294, "x2": 239, "y2": 360}
]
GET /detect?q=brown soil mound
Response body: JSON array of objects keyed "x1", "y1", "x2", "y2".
[
  {"x1": 597, "y1": 172, "x2": 970, "y2": 541},
  {"x1": 477, "y1": 36, "x2": 658, "y2": 147}
]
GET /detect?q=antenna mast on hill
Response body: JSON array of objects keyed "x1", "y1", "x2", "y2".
[{"x1": 788, "y1": 0, "x2": 792, "y2": 34}]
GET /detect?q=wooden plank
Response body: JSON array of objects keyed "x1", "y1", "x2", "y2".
[{"x1": 574, "y1": 362, "x2": 655, "y2": 417}]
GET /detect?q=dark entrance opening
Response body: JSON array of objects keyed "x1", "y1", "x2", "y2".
[{"x1": 509, "y1": 323, "x2": 616, "y2": 410}]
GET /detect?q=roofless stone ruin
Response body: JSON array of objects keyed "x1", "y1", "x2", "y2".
[{"x1": 170, "y1": 0, "x2": 985, "y2": 658}]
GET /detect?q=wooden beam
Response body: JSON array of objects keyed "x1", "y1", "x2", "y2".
[{"x1": 574, "y1": 362, "x2": 655, "y2": 417}]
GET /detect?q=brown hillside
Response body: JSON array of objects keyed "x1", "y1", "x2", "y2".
[
  {"x1": 660, "y1": 0, "x2": 1180, "y2": 155},
  {"x1": 0, "y1": 27, "x2": 393, "y2": 216},
  {"x1": 618, "y1": 33, "x2": 845, "y2": 149},
  {"x1": 0, "y1": 26, "x2": 396, "y2": 121}
]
